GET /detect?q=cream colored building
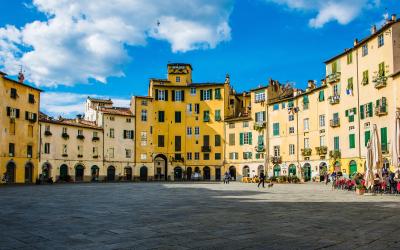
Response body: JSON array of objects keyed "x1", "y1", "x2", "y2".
[{"x1": 39, "y1": 114, "x2": 104, "y2": 182}]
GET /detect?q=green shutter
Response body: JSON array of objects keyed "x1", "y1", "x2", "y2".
[
  {"x1": 248, "y1": 132, "x2": 252, "y2": 145},
  {"x1": 258, "y1": 135, "x2": 263, "y2": 145},
  {"x1": 368, "y1": 102, "x2": 373, "y2": 117},
  {"x1": 353, "y1": 107, "x2": 356, "y2": 115},
  {"x1": 209, "y1": 89, "x2": 213, "y2": 100},
  {"x1": 319, "y1": 90, "x2": 324, "y2": 101},
  {"x1": 381, "y1": 127, "x2": 388, "y2": 152},
  {"x1": 240, "y1": 133, "x2": 244, "y2": 145},
  {"x1": 349, "y1": 115, "x2": 354, "y2": 123},
  {"x1": 200, "y1": 90, "x2": 204, "y2": 101},
  {"x1": 349, "y1": 134, "x2": 355, "y2": 149},
  {"x1": 360, "y1": 105, "x2": 365, "y2": 119},
  {"x1": 364, "y1": 131, "x2": 371, "y2": 147},
  {"x1": 334, "y1": 136, "x2": 339, "y2": 150},
  {"x1": 345, "y1": 110, "x2": 349, "y2": 117}
]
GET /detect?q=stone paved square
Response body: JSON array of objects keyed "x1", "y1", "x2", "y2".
[{"x1": 1, "y1": 182, "x2": 400, "y2": 249}]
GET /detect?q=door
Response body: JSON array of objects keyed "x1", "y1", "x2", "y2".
[
  {"x1": 6, "y1": 162, "x2": 16, "y2": 183},
  {"x1": 125, "y1": 167, "x2": 132, "y2": 181},
  {"x1": 25, "y1": 163, "x2": 33, "y2": 183},
  {"x1": 140, "y1": 166, "x2": 148, "y2": 181},
  {"x1": 75, "y1": 165, "x2": 84, "y2": 182},
  {"x1": 303, "y1": 164, "x2": 311, "y2": 182},
  {"x1": 107, "y1": 166, "x2": 115, "y2": 181},
  {"x1": 289, "y1": 165, "x2": 296, "y2": 176},
  {"x1": 229, "y1": 166, "x2": 236, "y2": 180},
  {"x1": 174, "y1": 167, "x2": 182, "y2": 181},
  {"x1": 60, "y1": 165, "x2": 68, "y2": 181},
  {"x1": 349, "y1": 161, "x2": 357, "y2": 177},
  {"x1": 215, "y1": 168, "x2": 221, "y2": 181},
  {"x1": 203, "y1": 167, "x2": 210, "y2": 180},
  {"x1": 187, "y1": 167, "x2": 192, "y2": 180},
  {"x1": 273, "y1": 165, "x2": 281, "y2": 177},
  {"x1": 91, "y1": 166, "x2": 99, "y2": 181}
]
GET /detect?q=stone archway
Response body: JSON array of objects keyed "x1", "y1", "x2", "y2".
[
  {"x1": 174, "y1": 166, "x2": 183, "y2": 181},
  {"x1": 25, "y1": 162, "x2": 34, "y2": 184},
  {"x1": 125, "y1": 166, "x2": 133, "y2": 181},
  {"x1": 203, "y1": 166, "x2": 211, "y2": 180},
  {"x1": 229, "y1": 166, "x2": 236, "y2": 180},
  {"x1": 91, "y1": 165, "x2": 99, "y2": 181},
  {"x1": 6, "y1": 162, "x2": 16, "y2": 184},
  {"x1": 60, "y1": 164, "x2": 69, "y2": 181},
  {"x1": 154, "y1": 154, "x2": 168, "y2": 181}
]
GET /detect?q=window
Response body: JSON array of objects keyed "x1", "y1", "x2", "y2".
[
  {"x1": 303, "y1": 96, "x2": 309, "y2": 110},
  {"x1": 158, "y1": 111, "x2": 165, "y2": 122},
  {"x1": 141, "y1": 153, "x2": 147, "y2": 160},
  {"x1": 240, "y1": 132, "x2": 252, "y2": 145},
  {"x1": 345, "y1": 108, "x2": 356, "y2": 123},
  {"x1": 195, "y1": 152, "x2": 200, "y2": 160},
  {"x1": 108, "y1": 148, "x2": 114, "y2": 158},
  {"x1": 381, "y1": 127, "x2": 388, "y2": 152},
  {"x1": 77, "y1": 145, "x2": 83, "y2": 154},
  {"x1": 62, "y1": 127, "x2": 67, "y2": 134},
  {"x1": 229, "y1": 152, "x2": 239, "y2": 160},
  {"x1": 156, "y1": 89, "x2": 168, "y2": 101},
  {"x1": 141, "y1": 132, "x2": 147, "y2": 146},
  {"x1": 176, "y1": 76, "x2": 180, "y2": 82},
  {"x1": 289, "y1": 127, "x2": 295, "y2": 134},
  {"x1": 243, "y1": 152, "x2": 252, "y2": 159},
  {"x1": 175, "y1": 136, "x2": 181, "y2": 151},
  {"x1": 362, "y1": 44, "x2": 368, "y2": 56},
  {"x1": 109, "y1": 116, "x2": 115, "y2": 121},
  {"x1": 126, "y1": 118, "x2": 131, "y2": 123},
  {"x1": 243, "y1": 121, "x2": 249, "y2": 128},
  {"x1": 229, "y1": 133, "x2": 235, "y2": 145},
  {"x1": 215, "y1": 153, "x2": 221, "y2": 160},
  {"x1": 288, "y1": 114, "x2": 294, "y2": 121},
  {"x1": 215, "y1": 88, "x2": 222, "y2": 99},
  {"x1": 187, "y1": 152, "x2": 192, "y2": 160},
  {"x1": 28, "y1": 125, "x2": 33, "y2": 137},
  {"x1": 190, "y1": 87, "x2": 196, "y2": 95},
  {"x1": 346, "y1": 77, "x2": 353, "y2": 95},
  {"x1": 27, "y1": 145, "x2": 33, "y2": 158},
  {"x1": 304, "y1": 138, "x2": 310, "y2": 149},
  {"x1": 364, "y1": 131, "x2": 371, "y2": 146},
  {"x1": 45, "y1": 125, "x2": 51, "y2": 132},
  {"x1": 123, "y1": 130, "x2": 135, "y2": 140},
  {"x1": 229, "y1": 123, "x2": 235, "y2": 129},
  {"x1": 194, "y1": 126, "x2": 200, "y2": 135},
  {"x1": 141, "y1": 110, "x2": 147, "y2": 121},
  {"x1": 273, "y1": 104, "x2": 279, "y2": 110},
  {"x1": 273, "y1": 123, "x2": 279, "y2": 136},
  {"x1": 194, "y1": 104, "x2": 200, "y2": 114},
  {"x1": 255, "y1": 111, "x2": 265, "y2": 122},
  {"x1": 255, "y1": 91, "x2": 265, "y2": 102},
  {"x1": 347, "y1": 52, "x2": 353, "y2": 64},
  {"x1": 201, "y1": 89, "x2": 212, "y2": 100},
  {"x1": 289, "y1": 144, "x2": 295, "y2": 155},
  {"x1": 141, "y1": 100, "x2": 148, "y2": 106},
  {"x1": 319, "y1": 115, "x2": 325, "y2": 127},
  {"x1": 109, "y1": 128, "x2": 115, "y2": 138},
  {"x1": 187, "y1": 127, "x2": 192, "y2": 136},
  {"x1": 333, "y1": 84, "x2": 339, "y2": 96},
  {"x1": 175, "y1": 111, "x2": 182, "y2": 123},
  {"x1": 44, "y1": 143, "x2": 50, "y2": 154},
  {"x1": 126, "y1": 149, "x2": 132, "y2": 158},
  {"x1": 10, "y1": 88, "x2": 17, "y2": 99},
  {"x1": 215, "y1": 135, "x2": 221, "y2": 146},
  {"x1": 215, "y1": 110, "x2": 221, "y2": 121},
  {"x1": 303, "y1": 118, "x2": 309, "y2": 131},
  {"x1": 378, "y1": 34, "x2": 384, "y2": 47},
  {"x1": 9, "y1": 119, "x2": 15, "y2": 135},
  {"x1": 78, "y1": 130, "x2": 83, "y2": 136},
  {"x1": 28, "y1": 94, "x2": 35, "y2": 104},
  {"x1": 7, "y1": 107, "x2": 19, "y2": 118},
  {"x1": 63, "y1": 144, "x2": 68, "y2": 154},
  {"x1": 203, "y1": 110, "x2": 210, "y2": 122},
  {"x1": 93, "y1": 147, "x2": 98, "y2": 155},
  {"x1": 158, "y1": 135, "x2": 165, "y2": 147},
  {"x1": 173, "y1": 90, "x2": 184, "y2": 101},
  {"x1": 334, "y1": 136, "x2": 340, "y2": 151},
  {"x1": 331, "y1": 61, "x2": 337, "y2": 73},
  {"x1": 318, "y1": 90, "x2": 325, "y2": 102},
  {"x1": 362, "y1": 70, "x2": 369, "y2": 85},
  {"x1": 203, "y1": 153, "x2": 210, "y2": 160},
  {"x1": 349, "y1": 134, "x2": 355, "y2": 149},
  {"x1": 378, "y1": 62, "x2": 385, "y2": 77},
  {"x1": 320, "y1": 135, "x2": 325, "y2": 147},
  {"x1": 186, "y1": 104, "x2": 192, "y2": 113},
  {"x1": 273, "y1": 146, "x2": 280, "y2": 157},
  {"x1": 282, "y1": 102, "x2": 286, "y2": 109}
]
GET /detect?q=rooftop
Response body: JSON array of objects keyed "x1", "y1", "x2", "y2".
[
  {"x1": 99, "y1": 107, "x2": 133, "y2": 117},
  {"x1": 40, "y1": 115, "x2": 102, "y2": 130},
  {"x1": 167, "y1": 63, "x2": 193, "y2": 70},
  {"x1": 88, "y1": 96, "x2": 113, "y2": 104}
]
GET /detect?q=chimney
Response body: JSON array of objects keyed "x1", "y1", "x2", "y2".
[
  {"x1": 18, "y1": 71, "x2": 24, "y2": 83},
  {"x1": 225, "y1": 73, "x2": 230, "y2": 84},
  {"x1": 371, "y1": 25, "x2": 377, "y2": 34},
  {"x1": 392, "y1": 14, "x2": 397, "y2": 22},
  {"x1": 354, "y1": 39, "x2": 358, "y2": 46},
  {"x1": 307, "y1": 80, "x2": 315, "y2": 90}
]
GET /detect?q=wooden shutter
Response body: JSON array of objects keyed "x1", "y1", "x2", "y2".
[
  {"x1": 248, "y1": 132, "x2": 252, "y2": 145},
  {"x1": 6, "y1": 107, "x2": 10, "y2": 116},
  {"x1": 349, "y1": 134, "x2": 355, "y2": 149},
  {"x1": 200, "y1": 90, "x2": 204, "y2": 101},
  {"x1": 181, "y1": 90, "x2": 185, "y2": 101},
  {"x1": 165, "y1": 90, "x2": 168, "y2": 101},
  {"x1": 368, "y1": 102, "x2": 373, "y2": 117},
  {"x1": 16, "y1": 109, "x2": 20, "y2": 118},
  {"x1": 155, "y1": 89, "x2": 159, "y2": 100},
  {"x1": 364, "y1": 131, "x2": 371, "y2": 146},
  {"x1": 172, "y1": 90, "x2": 175, "y2": 101},
  {"x1": 381, "y1": 127, "x2": 388, "y2": 151},
  {"x1": 25, "y1": 111, "x2": 29, "y2": 120},
  {"x1": 239, "y1": 133, "x2": 244, "y2": 145},
  {"x1": 360, "y1": 105, "x2": 365, "y2": 119},
  {"x1": 33, "y1": 113, "x2": 37, "y2": 122},
  {"x1": 209, "y1": 89, "x2": 213, "y2": 100}
]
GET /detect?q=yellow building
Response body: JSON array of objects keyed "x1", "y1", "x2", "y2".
[
  {"x1": 0, "y1": 71, "x2": 41, "y2": 183},
  {"x1": 133, "y1": 63, "x2": 234, "y2": 181}
]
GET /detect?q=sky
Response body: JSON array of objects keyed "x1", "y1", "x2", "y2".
[{"x1": 0, "y1": 0, "x2": 399, "y2": 117}]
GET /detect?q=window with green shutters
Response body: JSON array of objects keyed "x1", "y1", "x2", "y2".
[
  {"x1": 215, "y1": 88, "x2": 222, "y2": 99},
  {"x1": 318, "y1": 90, "x2": 324, "y2": 102},
  {"x1": 158, "y1": 111, "x2": 165, "y2": 122},
  {"x1": 347, "y1": 53, "x2": 353, "y2": 64},
  {"x1": 364, "y1": 131, "x2": 371, "y2": 147},
  {"x1": 258, "y1": 135, "x2": 264, "y2": 146},
  {"x1": 239, "y1": 132, "x2": 252, "y2": 145},
  {"x1": 303, "y1": 95, "x2": 309, "y2": 109},
  {"x1": 360, "y1": 105, "x2": 365, "y2": 119},
  {"x1": 240, "y1": 133, "x2": 244, "y2": 145},
  {"x1": 381, "y1": 127, "x2": 388, "y2": 152},
  {"x1": 345, "y1": 108, "x2": 356, "y2": 122},
  {"x1": 273, "y1": 123, "x2": 280, "y2": 136},
  {"x1": 349, "y1": 134, "x2": 355, "y2": 149},
  {"x1": 367, "y1": 102, "x2": 373, "y2": 117},
  {"x1": 334, "y1": 136, "x2": 340, "y2": 150},
  {"x1": 362, "y1": 70, "x2": 369, "y2": 85},
  {"x1": 332, "y1": 61, "x2": 338, "y2": 73},
  {"x1": 215, "y1": 109, "x2": 221, "y2": 121},
  {"x1": 203, "y1": 110, "x2": 210, "y2": 122},
  {"x1": 288, "y1": 101, "x2": 294, "y2": 108},
  {"x1": 347, "y1": 77, "x2": 353, "y2": 93},
  {"x1": 378, "y1": 62, "x2": 385, "y2": 77}
]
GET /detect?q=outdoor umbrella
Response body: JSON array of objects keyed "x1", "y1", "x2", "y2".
[
  {"x1": 371, "y1": 124, "x2": 383, "y2": 179},
  {"x1": 392, "y1": 111, "x2": 400, "y2": 173},
  {"x1": 365, "y1": 141, "x2": 374, "y2": 189}
]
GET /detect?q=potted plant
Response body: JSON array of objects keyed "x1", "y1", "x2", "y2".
[{"x1": 356, "y1": 184, "x2": 366, "y2": 195}]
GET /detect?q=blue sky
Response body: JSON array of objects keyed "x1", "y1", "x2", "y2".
[{"x1": 0, "y1": 0, "x2": 399, "y2": 116}]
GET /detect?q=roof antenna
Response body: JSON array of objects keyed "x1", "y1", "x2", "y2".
[
  {"x1": 18, "y1": 65, "x2": 25, "y2": 83},
  {"x1": 383, "y1": 8, "x2": 389, "y2": 23}
]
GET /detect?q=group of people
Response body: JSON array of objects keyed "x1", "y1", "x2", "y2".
[{"x1": 223, "y1": 171, "x2": 267, "y2": 188}]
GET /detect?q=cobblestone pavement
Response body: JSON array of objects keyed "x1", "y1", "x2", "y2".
[{"x1": 0, "y1": 182, "x2": 400, "y2": 250}]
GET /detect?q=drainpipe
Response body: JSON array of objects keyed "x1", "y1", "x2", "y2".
[
  {"x1": 355, "y1": 49, "x2": 362, "y2": 166},
  {"x1": 265, "y1": 100, "x2": 270, "y2": 177},
  {"x1": 296, "y1": 99, "x2": 301, "y2": 181}
]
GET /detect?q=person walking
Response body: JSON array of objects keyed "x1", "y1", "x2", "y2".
[
  {"x1": 224, "y1": 171, "x2": 230, "y2": 184},
  {"x1": 257, "y1": 171, "x2": 265, "y2": 188}
]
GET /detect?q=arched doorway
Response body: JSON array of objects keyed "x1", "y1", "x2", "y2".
[
  {"x1": 243, "y1": 166, "x2": 250, "y2": 178},
  {"x1": 174, "y1": 167, "x2": 183, "y2": 181},
  {"x1": 60, "y1": 164, "x2": 69, "y2": 181},
  {"x1": 229, "y1": 166, "x2": 236, "y2": 180},
  {"x1": 140, "y1": 166, "x2": 148, "y2": 181},
  {"x1": 107, "y1": 166, "x2": 115, "y2": 181},
  {"x1": 42, "y1": 163, "x2": 51, "y2": 181},
  {"x1": 273, "y1": 165, "x2": 281, "y2": 177},
  {"x1": 75, "y1": 165, "x2": 84, "y2": 182},
  {"x1": 349, "y1": 160, "x2": 357, "y2": 177},
  {"x1": 203, "y1": 166, "x2": 211, "y2": 180},
  {"x1": 91, "y1": 165, "x2": 99, "y2": 181},
  {"x1": 125, "y1": 166, "x2": 132, "y2": 181},
  {"x1": 319, "y1": 162, "x2": 327, "y2": 181},
  {"x1": 186, "y1": 167, "x2": 192, "y2": 180},
  {"x1": 154, "y1": 154, "x2": 168, "y2": 181},
  {"x1": 289, "y1": 164, "x2": 296, "y2": 176},
  {"x1": 258, "y1": 165, "x2": 264, "y2": 177},
  {"x1": 303, "y1": 163, "x2": 311, "y2": 182},
  {"x1": 25, "y1": 162, "x2": 34, "y2": 183},
  {"x1": 6, "y1": 162, "x2": 16, "y2": 184}
]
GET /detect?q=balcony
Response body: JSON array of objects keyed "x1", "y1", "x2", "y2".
[
  {"x1": 44, "y1": 131, "x2": 52, "y2": 136},
  {"x1": 92, "y1": 136, "x2": 100, "y2": 142},
  {"x1": 201, "y1": 146, "x2": 211, "y2": 152},
  {"x1": 328, "y1": 95, "x2": 340, "y2": 105},
  {"x1": 253, "y1": 121, "x2": 266, "y2": 131},
  {"x1": 373, "y1": 75, "x2": 387, "y2": 89},
  {"x1": 361, "y1": 77, "x2": 369, "y2": 86},
  {"x1": 326, "y1": 72, "x2": 341, "y2": 84},
  {"x1": 270, "y1": 156, "x2": 282, "y2": 164},
  {"x1": 329, "y1": 150, "x2": 341, "y2": 159},
  {"x1": 315, "y1": 146, "x2": 328, "y2": 155},
  {"x1": 301, "y1": 148, "x2": 312, "y2": 157},
  {"x1": 330, "y1": 119, "x2": 340, "y2": 128},
  {"x1": 254, "y1": 98, "x2": 265, "y2": 103},
  {"x1": 61, "y1": 133, "x2": 69, "y2": 139},
  {"x1": 255, "y1": 144, "x2": 265, "y2": 152},
  {"x1": 77, "y1": 135, "x2": 85, "y2": 140},
  {"x1": 375, "y1": 104, "x2": 388, "y2": 116}
]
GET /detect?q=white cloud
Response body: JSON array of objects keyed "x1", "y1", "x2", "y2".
[
  {"x1": 41, "y1": 92, "x2": 130, "y2": 118},
  {"x1": 0, "y1": 0, "x2": 233, "y2": 87},
  {"x1": 266, "y1": 0, "x2": 379, "y2": 28}
]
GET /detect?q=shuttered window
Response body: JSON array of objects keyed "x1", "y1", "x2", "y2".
[
  {"x1": 364, "y1": 131, "x2": 371, "y2": 147},
  {"x1": 381, "y1": 127, "x2": 388, "y2": 152},
  {"x1": 349, "y1": 134, "x2": 355, "y2": 149}
]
